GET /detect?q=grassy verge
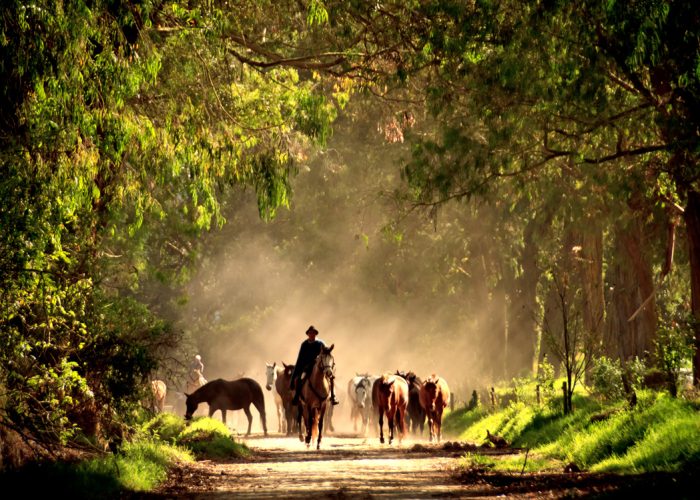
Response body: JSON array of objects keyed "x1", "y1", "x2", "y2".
[
  {"x1": 0, "y1": 414, "x2": 250, "y2": 497},
  {"x1": 444, "y1": 388, "x2": 700, "y2": 474}
]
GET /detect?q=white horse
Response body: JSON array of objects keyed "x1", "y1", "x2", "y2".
[
  {"x1": 347, "y1": 374, "x2": 375, "y2": 436},
  {"x1": 265, "y1": 362, "x2": 285, "y2": 433}
]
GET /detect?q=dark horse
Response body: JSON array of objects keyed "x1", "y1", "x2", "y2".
[
  {"x1": 298, "y1": 344, "x2": 335, "y2": 449},
  {"x1": 275, "y1": 362, "x2": 299, "y2": 436},
  {"x1": 184, "y1": 378, "x2": 268, "y2": 436},
  {"x1": 396, "y1": 370, "x2": 425, "y2": 435}
]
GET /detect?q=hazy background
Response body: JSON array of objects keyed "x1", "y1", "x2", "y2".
[{"x1": 172, "y1": 109, "x2": 510, "y2": 432}]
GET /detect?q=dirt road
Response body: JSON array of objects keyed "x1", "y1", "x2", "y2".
[{"x1": 150, "y1": 432, "x2": 698, "y2": 499}]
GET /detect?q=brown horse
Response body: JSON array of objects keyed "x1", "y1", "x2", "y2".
[
  {"x1": 298, "y1": 344, "x2": 335, "y2": 449},
  {"x1": 275, "y1": 362, "x2": 298, "y2": 436},
  {"x1": 372, "y1": 374, "x2": 409, "y2": 445},
  {"x1": 150, "y1": 380, "x2": 167, "y2": 413},
  {"x1": 419, "y1": 374, "x2": 450, "y2": 442},
  {"x1": 184, "y1": 378, "x2": 268, "y2": 436}
]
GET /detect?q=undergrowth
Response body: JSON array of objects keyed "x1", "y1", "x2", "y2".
[
  {"x1": 0, "y1": 414, "x2": 249, "y2": 497},
  {"x1": 444, "y1": 384, "x2": 700, "y2": 474}
]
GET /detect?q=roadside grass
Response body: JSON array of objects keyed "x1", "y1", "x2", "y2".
[
  {"x1": 0, "y1": 414, "x2": 249, "y2": 497},
  {"x1": 0, "y1": 438, "x2": 192, "y2": 498},
  {"x1": 444, "y1": 386, "x2": 700, "y2": 474},
  {"x1": 176, "y1": 416, "x2": 250, "y2": 459}
]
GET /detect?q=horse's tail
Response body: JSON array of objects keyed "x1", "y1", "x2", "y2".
[{"x1": 245, "y1": 378, "x2": 267, "y2": 434}]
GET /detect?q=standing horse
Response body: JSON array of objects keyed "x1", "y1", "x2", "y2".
[
  {"x1": 298, "y1": 344, "x2": 335, "y2": 449},
  {"x1": 184, "y1": 378, "x2": 268, "y2": 436},
  {"x1": 275, "y1": 362, "x2": 298, "y2": 436},
  {"x1": 149, "y1": 380, "x2": 167, "y2": 413},
  {"x1": 348, "y1": 374, "x2": 373, "y2": 435},
  {"x1": 419, "y1": 374, "x2": 450, "y2": 443},
  {"x1": 265, "y1": 362, "x2": 285, "y2": 433},
  {"x1": 372, "y1": 374, "x2": 409, "y2": 445},
  {"x1": 396, "y1": 370, "x2": 425, "y2": 436}
]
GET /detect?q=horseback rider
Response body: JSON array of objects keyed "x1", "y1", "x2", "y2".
[
  {"x1": 190, "y1": 354, "x2": 204, "y2": 374},
  {"x1": 290, "y1": 325, "x2": 339, "y2": 406}
]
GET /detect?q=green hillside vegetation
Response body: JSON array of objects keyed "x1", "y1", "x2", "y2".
[{"x1": 444, "y1": 383, "x2": 700, "y2": 474}]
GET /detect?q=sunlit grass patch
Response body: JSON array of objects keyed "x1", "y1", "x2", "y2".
[
  {"x1": 109, "y1": 440, "x2": 193, "y2": 492},
  {"x1": 593, "y1": 399, "x2": 700, "y2": 473},
  {"x1": 490, "y1": 452, "x2": 562, "y2": 473},
  {"x1": 442, "y1": 406, "x2": 488, "y2": 439},
  {"x1": 177, "y1": 416, "x2": 250, "y2": 458},
  {"x1": 143, "y1": 412, "x2": 187, "y2": 443}
]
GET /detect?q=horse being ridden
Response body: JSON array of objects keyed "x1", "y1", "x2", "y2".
[
  {"x1": 149, "y1": 380, "x2": 167, "y2": 413},
  {"x1": 290, "y1": 326, "x2": 338, "y2": 407},
  {"x1": 186, "y1": 354, "x2": 207, "y2": 399},
  {"x1": 298, "y1": 344, "x2": 336, "y2": 449}
]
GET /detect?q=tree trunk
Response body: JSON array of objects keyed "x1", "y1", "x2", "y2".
[
  {"x1": 507, "y1": 218, "x2": 541, "y2": 378},
  {"x1": 684, "y1": 190, "x2": 700, "y2": 386},
  {"x1": 604, "y1": 217, "x2": 657, "y2": 361},
  {"x1": 574, "y1": 223, "x2": 605, "y2": 380}
]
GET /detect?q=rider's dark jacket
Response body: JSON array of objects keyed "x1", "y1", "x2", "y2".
[{"x1": 291, "y1": 338, "x2": 326, "y2": 386}]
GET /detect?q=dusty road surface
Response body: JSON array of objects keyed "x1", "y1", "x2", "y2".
[
  {"x1": 149, "y1": 432, "x2": 699, "y2": 499},
  {"x1": 154, "y1": 432, "x2": 473, "y2": 498}
]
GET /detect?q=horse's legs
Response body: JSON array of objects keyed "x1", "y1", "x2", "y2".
[
  {"x1": 252, "y1": 398, "x2": 267, "y2": 436},
  {"x1": 387, "y1": 409, "x2": 395, "y2": 445},
  {"x1": 317, "y1": 404, "x2": 326, "y2": 450},
  {"x1": 378, "y1": 409, "x2": 385, "y2": 444},
  {"x1": 305, "y1": 407, "x2": 314, "y2": 446},
  {"x1": 243, "y1": 406, "x2": 253, "y2": 436}
]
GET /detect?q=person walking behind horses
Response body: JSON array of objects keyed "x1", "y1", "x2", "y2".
[{"x1": 291, "y1": 326, "x2": 339, "y2": 406}]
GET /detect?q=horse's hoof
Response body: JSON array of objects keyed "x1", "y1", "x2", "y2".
[{"x1": 380, "y1": 437, "x2": 385, "y2": 444}]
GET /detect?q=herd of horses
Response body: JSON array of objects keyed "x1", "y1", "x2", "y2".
[
  {"x1": 263, "y1": 346, "x2": 451, "y2": 448},
  {"x1": 153, "y1": 346, "x2": 449, "y2": 450}
]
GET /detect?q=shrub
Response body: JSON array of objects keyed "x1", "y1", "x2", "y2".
[
  {"x1": 590, "y1": 356, "x2": 625, "y2": 401},
  {"x1": 176, "y1": 417, "x2": 249, "y2": 458}
]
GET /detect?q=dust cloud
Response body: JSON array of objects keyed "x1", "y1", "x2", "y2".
[{"x1": 172, "y1": 116, "x2": 513, "y2": 433}]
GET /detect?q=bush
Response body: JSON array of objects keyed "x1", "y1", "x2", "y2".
[
  {"x1": 176, "y1": 417, "x2": 249, "y2": 459},
  {"x1": 143, "y1": 413, "x2": 186, "y2": 443},
  {"x1": 590, "y1": 356, "x2": 625, "y2": 401}
]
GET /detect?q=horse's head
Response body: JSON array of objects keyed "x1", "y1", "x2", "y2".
[
  {"x1": 265, "y1": 362, "x2": 277, "y2": 390},
  {"x1": 355, "y1": 377, "x2": 371, "y2": 408},
  {"x1": 423, "y1": 378, "x2": 439, "y2": 411},
  {"x1": 317, "y1": 344, "x2": 336, "y2": 379},
  {"x1": 184, "y1": 392, "x2": 196, "y2": 421}
]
